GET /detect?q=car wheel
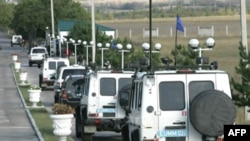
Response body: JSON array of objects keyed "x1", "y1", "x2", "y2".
[
  {"x1": 121, "y1": 125, "x2": 130, "y2": 141},
  {"x1": 29, "y1": 62, "x2": 32, "y2": 67},
  {"x1": 190, "y1": 90, "x2": 236, "y2": 137}
]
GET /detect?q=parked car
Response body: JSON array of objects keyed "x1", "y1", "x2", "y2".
[
  {"x1": 28, "y1": 46, "x2": 48, "y2": 67},
  {"x1": 39, "y1": 57, "x2": 70, "y2": 90},
  {"x1": 54, "y1": 64, "x2": 86, "y2": 103},
  {"x1": 58, "y1": 75, "x2": 85, "y2": 108}
]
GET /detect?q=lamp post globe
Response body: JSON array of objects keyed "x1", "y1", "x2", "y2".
[
  {"x1": 116, "y1": 43, "x2": 123, "y2": 50},
  {"x1": 155, "y1": 43, "x2": 162, "y2": 50},
  {"x1": 189, "y1": 38, "x2": 199, "y2": 49},
  {"x1": 206, "y1": 37, "x2": 215, "y2": 48},
  {"x1": 126, "y1": 44, "x2": 132, "y2": 50},
  {"x1": 142, "y1": 43, "x2": 150, "y2": 50},
  {"x1": 105, "y1": 43, "x2": 110, "y2": 48}
]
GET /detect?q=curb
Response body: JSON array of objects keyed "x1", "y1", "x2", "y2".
[{"x1": 11, "y1": 63, "x2": 45, "y2": 141}]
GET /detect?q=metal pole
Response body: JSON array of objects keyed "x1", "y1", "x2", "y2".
[
  {"x1": 241, "y1": 0, "x2": 248, "y2": 54},
  {"x1": 91, "y1": 0, "x2": 96, "y2": 64},
  {"x1": 101, "y1": 48, "x2": 104, "y2": 68},
  {"x1": 75, "y1": 44, "x2": 77, "y2": 64},
  {"x1": 66, "y1": 42, "x2": 69, "y2": 58},
  {"x1": 121, "y1": 50, "x2": 124, "y2": 69},
  {"x1": 86, "y1": 45, "x2": 88, "y2": 65}
]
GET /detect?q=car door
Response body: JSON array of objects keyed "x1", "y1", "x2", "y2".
[{"x1": 156, "y1": 74, "x2": 188, "y2": 141}]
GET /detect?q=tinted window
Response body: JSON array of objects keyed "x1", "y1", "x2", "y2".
[
  {"x1": 118, "y1": 78, "x2": 132, "y2": 90},
  {"x1": 100, "y1": 78, "x2": 116, "y2": 96},
  {"x1": 58, "y1": 62, "x2": 67, "y2": 68},
  {"x1": 64, "y1": 78, "x2": 84, "y2": 95},
  {"x1": 189, "y1": 81, "x2": 214, "y2": 102},
  {"x1": 159, "y1": 82, "x2": 185, "y2": 110},
  {"x1": 48, "y1": 61, "x2": 56, "y2": 70},
  {"x1": 33, "y1": 49, "x2": 45, "y2": 53},
  {"x1": 62, "y1": 69, "x2": 86, "y2": 79}
]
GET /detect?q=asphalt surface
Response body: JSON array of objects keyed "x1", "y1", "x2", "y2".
[{"x1": 0, "y1": 31, "x2": 39, "y2": 141}]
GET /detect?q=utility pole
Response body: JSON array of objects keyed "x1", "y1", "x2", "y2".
[{"x1": 241, "y1": 0, "x2": 248, "y2": 54}]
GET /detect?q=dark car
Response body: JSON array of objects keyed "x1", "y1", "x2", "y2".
[{"x1": 58, "y1": 75, "x2": 85, "y2": 108}]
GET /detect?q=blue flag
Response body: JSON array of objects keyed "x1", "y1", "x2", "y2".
[
  {"x1": 176, "y1": 15, "x2": 184, "y2": 32},
  {"x1": 111, "y1": 40, "x2": 116, "y2": 49}
]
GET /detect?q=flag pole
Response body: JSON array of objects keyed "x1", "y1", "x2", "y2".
[{"x1": 174, "y1": 20, "x2": 178, "y2": 66}]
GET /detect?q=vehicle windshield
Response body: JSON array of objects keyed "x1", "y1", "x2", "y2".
[{"x1": 65, "y1": 78, "x2": 85, "y2": 95}]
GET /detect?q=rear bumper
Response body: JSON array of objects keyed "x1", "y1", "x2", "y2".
[{"x1": 29, "y1": 60, "x2": 43, "y2": 64}]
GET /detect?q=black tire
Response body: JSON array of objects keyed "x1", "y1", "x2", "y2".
[
  {"x1": 11, "y1": 42, "x2": 13, "y2": 47},
  {"x1": 54, "y1": 94, "x2": 59, "y2": 103},
  {"x1": 81, "y1": 108, "x2": 93, "y2": 141},
  {"x1": 131, "y1": 129, "x2": 139, "y2": 141},
  {"x1": 39, "y1": 74, "x2": 42, "y2": 88},
  {"x1": 190, "y1": 90, "x2": 236, "y2": 137},
  {"x1": 29, "y1": 62, "x2": 32, "y2": 67},
  {"x1": 121, "y1": 125, "x2": 130, "y2": 141},
  {"x1": 75, "y1": 107, "x2": 82, "y2": 138}
]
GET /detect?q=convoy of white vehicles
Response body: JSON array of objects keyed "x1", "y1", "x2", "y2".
[{"x1": 27, "y1": 39, "x2": 236, "y2": 141}]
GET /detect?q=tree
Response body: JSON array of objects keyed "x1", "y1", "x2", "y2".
[
  {"x1": 231, "y1": 42, "x2": 250, "y2": 107},
  {"x1": 0, "y1": 2, "x2": 15, "y2": 28},
  {"x1": 171, "y1": 44, "x2": 197, "y2": 66},
  {"x1": 10, "y1": 0, "x2": 90, "y2": 40}
]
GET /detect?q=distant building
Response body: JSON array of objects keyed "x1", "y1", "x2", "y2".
[{"x1": 58, "y1": 20, "x2": 116, "y2": 42}]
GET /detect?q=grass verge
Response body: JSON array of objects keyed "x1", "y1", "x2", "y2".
[{"x1": 13, "y1": 64, "x2": 74, "y2": 141}]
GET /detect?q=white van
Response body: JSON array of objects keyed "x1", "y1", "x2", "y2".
[
  {"x1": 119, "y1": 68, "x2": 237, "y2": 141},
  {"x1": 78, "y1": 69, "x2": 133, "y2": 140},
  {"x1": 39, "y1": 57, "x2": 69, "y2": 90}
]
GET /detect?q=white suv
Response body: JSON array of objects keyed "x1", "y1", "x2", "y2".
[
  {"x1": 54, "y1": 64, "x2": 86, "y2": 103},
  {"x1": 39, "y1": 57, "x2": 70, "y2": 90},
  {"x1": 119, "y1": 64, "x2": 237, "y2": 141},
  {"x1": 78, "y1": 69, "x2": 133, "y2": 139},
  {"x1": 28, "y1": 47, "x2": 48, "y2": 67}
]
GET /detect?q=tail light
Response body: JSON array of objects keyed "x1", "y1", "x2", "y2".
[
  {"x1": 94, "y1": 119, "x2": 101, "y2": 125},
  {"x1": 61, "y1": 90, "x2": 68, "y2": 99}
]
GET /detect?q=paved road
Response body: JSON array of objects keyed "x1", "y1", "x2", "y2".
[{"x1": 0, "y1": 31, "x2": 39, "y2": 141}]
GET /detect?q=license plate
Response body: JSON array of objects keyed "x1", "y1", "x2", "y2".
[
  {"x1": 157, "y1": 129, "x2": 187, "y2": 138},
  {"x1": 96, "y1": 108, "x2": 115, "y2": 113}
]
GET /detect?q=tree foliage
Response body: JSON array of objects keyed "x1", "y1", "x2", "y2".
[
  {"x1": 0, "y1": 2, "x2": 15, "y2": 28},
  {"x1": 11, "y1": 0, "x2": 90, "y2": 40},
  {"x1": 231, "y1": 42, "x2": 250, "y2": 107}
]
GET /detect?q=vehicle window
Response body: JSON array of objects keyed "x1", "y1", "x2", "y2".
[
  {"x1": 189, "y1": 81, "x2": 214, "y2": 102},
  {"x1": 100, "y1": 78, "x2": 116, "y2": 96},
  {"x1": 57, "y1": 62, "x2": 66, "y2": 68},
  {"x1": 65, "y1": 78, "x2": 84, "y2": 93},
  {"x1": 159, "y1": 81, "x2": 185, "y2": 111},
  {"x1": 62, "y1": 69, "x2": 86, "y2": 79},
  {"x1": 118, "y1": 78, "x2": 132, "y2": 90},
  {"x1": 48, "y1": 61, "x2": 56, "y2": 70},
  {"x1": 33, "y1": 49, "x2": 45, "y2": 53}
]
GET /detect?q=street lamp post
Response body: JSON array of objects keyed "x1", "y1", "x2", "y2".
[
  {"x1": 83, "y1": 41, "x2": 93, "y2": 66},
  {"x1": 71, "y1": 39, "x2": 81, "y2": 64},
  {"x1": 97, "y1": 42, "x2": 110, "y2": 68},
  {"x1": 63, "y1": 38, "x2": 72, "y2": 58},
  {"x1": 116, "y1": 43, "x2": 132, "y2": 69},
  {"x1": 188, "y1": 37, "x2": 215, "y2": 70}
]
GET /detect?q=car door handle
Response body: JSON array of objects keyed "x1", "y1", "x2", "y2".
[{"x1": 173, "y1": 121, "x2": 186, "y2": 125}]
